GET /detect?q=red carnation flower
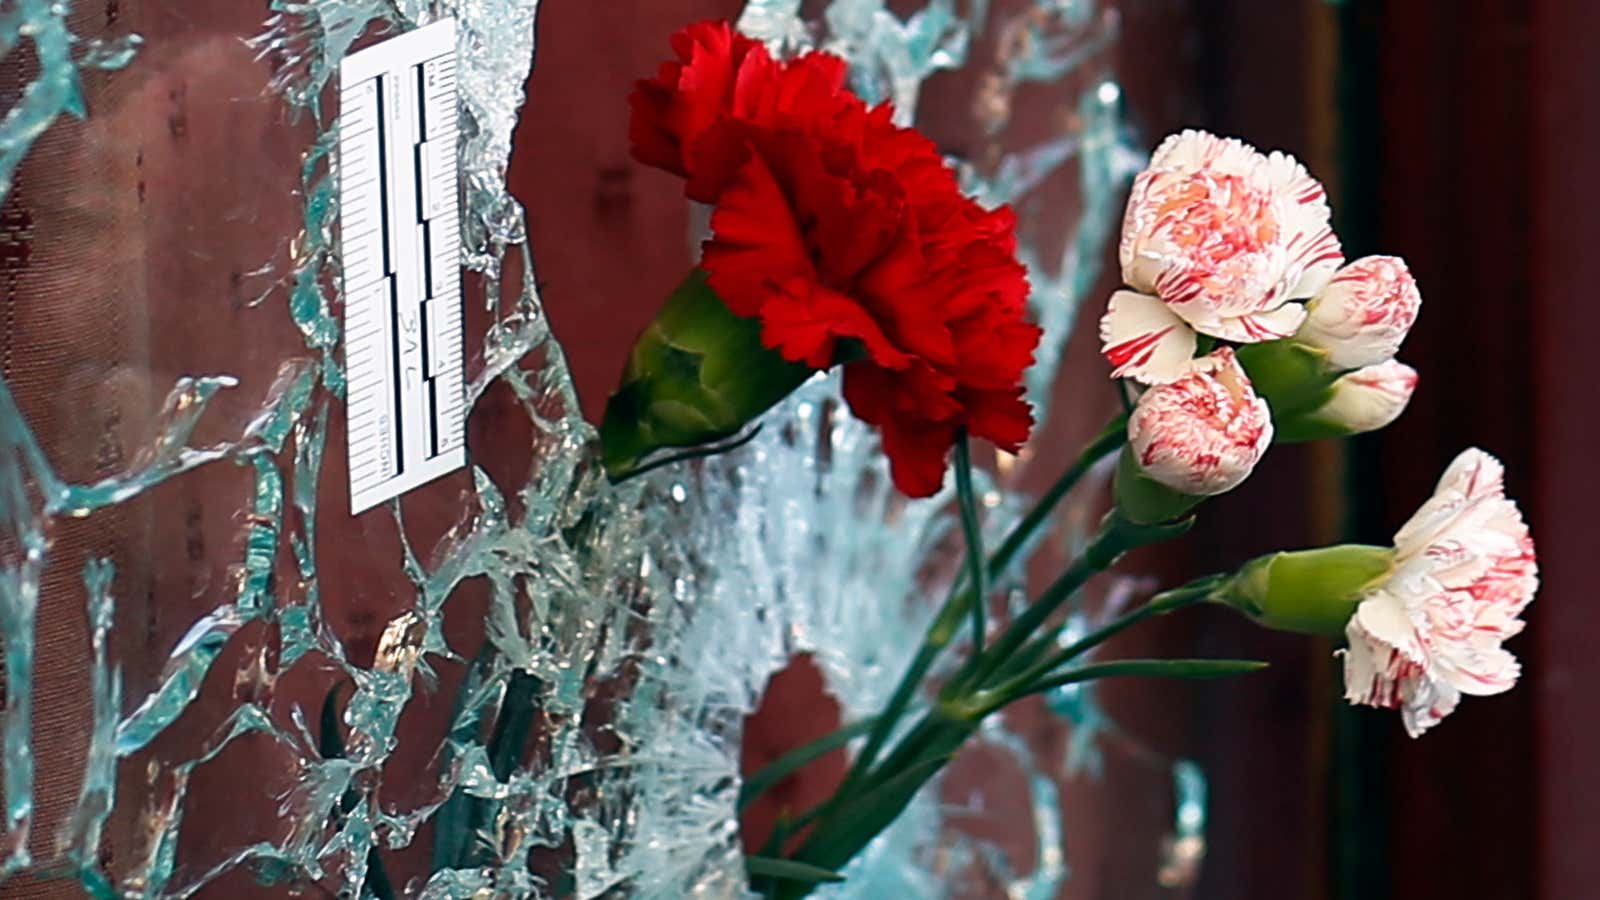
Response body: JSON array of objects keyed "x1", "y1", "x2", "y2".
[
  {"x1": 621, "y1": 21, "x2": 1040, "y2": 497},
  {"x1": 629, "y1": 21, "x2": 847, "y2": 204}
]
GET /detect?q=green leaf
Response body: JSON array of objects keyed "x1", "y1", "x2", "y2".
[
  {"x1": 985, "y1": 575, "x2": 1227, "y2": 701},
  {"x1": 795, "y1": 751, "x2": 958, "y2": 872},
  {"x1": 745, "y1": 856, "x2": 846, "y2": 884},
  {"x1": 738, "y1": 716, "x2": 878, "y2": 812},
  {"x1": 1022, "y1": 658, "x2": 1268, "y2": 699}
]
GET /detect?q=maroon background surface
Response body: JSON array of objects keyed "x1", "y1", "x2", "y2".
[
  {"x1": 0, "y1": 0, "x2": 1594, "y2": 897},
  {"x1": 1531, "y1": 0, "x2": 1600, "y2": 895}
]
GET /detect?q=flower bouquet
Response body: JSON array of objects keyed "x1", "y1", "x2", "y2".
[{"x1": 595, "y1": 20, "x2": 1538, "y2": 896}]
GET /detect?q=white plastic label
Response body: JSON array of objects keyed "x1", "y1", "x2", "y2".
[{"x1": 338, "y1": 18, "x2": 466, "y2": 514}]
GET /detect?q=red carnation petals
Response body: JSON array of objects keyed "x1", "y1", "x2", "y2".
[
  {"x1": 631, "y1": 21, "x2": 1041, "y2": 497},
  {"x1": 628, "y1": 21, "x2": 771, "y2": 198}
]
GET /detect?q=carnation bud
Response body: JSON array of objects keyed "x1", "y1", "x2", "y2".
[
  {"x1": 599, "y1": 271, "x2": 812, "y2": 480},
  {"x1": 1124, "y1": 348, "x2": 1273, "y2": 499},
  {"x1": 1297, "y1": 255, "x2": 1421, "y2": 369},
  {"x1": 1274, "y1": 360, "x2": 1418, "y2": 443},
  {"x1": 1218, "y1": 544, "x2": 1397, "y2": 637}
]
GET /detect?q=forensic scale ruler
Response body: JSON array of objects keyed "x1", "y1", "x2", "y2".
[{"x1": 338, "y1": 18, "x2": 467, "y2": 514}]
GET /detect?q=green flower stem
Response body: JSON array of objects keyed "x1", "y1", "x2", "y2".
[
  {"x1": 781, "y1": 655, "x2": 1266, "y2": 895},
  {"x1": 844, "y1": 416, "x2": 1127, "y2": 784},
  {"x1": 987, "y1": 414, "x2": 1128, "y2": 575},
  {"x1": 786, "y1": 709, "x2": 944, "y2": 854},
  {"x1": 953, "y1": 433, "x2": 987, "y2": 654},
  {"x1": 737, "y1": 715, "x2": 880, "y2": 813},
  {"x1": 783, "y1": 657, "x2": 1263, "y2": 892},
  {"x1": 977, "y1": 629, "x2": 1059, "y2": 693},
  {"x1": 758, "y1": 417, "x2": 1132, "y2": 896},
  {"x1": 856, "y1": 706, "x2": 960, "y2": 794},
  {"x1": 947, "y1": 524, "x2": 1123, "y2": 696},
  {"x1": 781, "y1": 713, "x2": 976, "y2": 895},
  {"x1": 788, "y1": 571, "x2": 1187, "y2": 886},
  {"x1": 763, "y1": 435, "x2": 1213, "y2": 896},
  {"x1": 984, "y1": 576, "x2": 1224, "y2": 700},
  {"x1": 959, "y1": 509, "x2": 1192, "y2": 692},
  {"x1": 795, "y1": 752, "x2": 958, "y2": 875},
  {"x1": 780, "y1": 657, "x2": 1265, "y2": 894},
  {"x1": 835, "y1": 641, "x2": 943, "y2": 800},
  {"x1": 973, "y1": 659, "x2": 1269, "y2": 717}
]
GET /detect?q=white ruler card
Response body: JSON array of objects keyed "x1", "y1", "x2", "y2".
[{"x1": 339, "y1": 18, "x2": 467, "y2": 515}]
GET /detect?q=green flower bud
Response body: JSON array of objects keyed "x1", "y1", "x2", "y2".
[
  {"x1": 1218, "y1": 544, "x2": 1396, "y2": 637},
  {"x1": 1233, "y1": 338, "x2": 1343, "y2": 420},
  {"x1": 600, "y1": 271, "x2": 813, "y2": 480},
  {"x1": 1113, "y1": 445, "x2": 1202, "y2": 525}
]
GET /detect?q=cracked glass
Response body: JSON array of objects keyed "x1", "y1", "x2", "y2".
[{"x1": 0, "y1": 0, "x2": 1204, "y2": 896}]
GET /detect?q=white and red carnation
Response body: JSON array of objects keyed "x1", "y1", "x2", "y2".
[
  {"x1": 1341, "y1": 448, "x2": 1538, "y2": 736},
  {"x1": 1102, "y1": 130, "x2": 1343, "y2": 384},
  {"x1": 1127, "y1": 348, "x2": 1273, "y2": 496},
  {"x1": 1314, "y1": 359, "x2": 1418, "y2": 434},
  {"x1": 1100, "y1": 290, "x2": 1197, "y2": 382},
  {"x1": 1298, "y1": 255, "x2": 1422, "y2": 369}
]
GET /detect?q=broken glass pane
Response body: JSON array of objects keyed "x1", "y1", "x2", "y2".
[{"x1": 0, "y1": 0, "x2": 1203, "y2": 896}]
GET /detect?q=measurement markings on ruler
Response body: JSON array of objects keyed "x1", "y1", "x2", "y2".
[{"x1": 338, "y1": 18, "x2": 466, "y2": 515}]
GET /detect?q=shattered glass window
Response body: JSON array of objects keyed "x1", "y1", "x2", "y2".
[{"x1": 0, "y1": 0, "x2": 1205, "y2": 896}]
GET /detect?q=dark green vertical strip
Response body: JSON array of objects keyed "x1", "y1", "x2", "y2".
[{"x1": 1330, "y1": 2, "x2": 1391, "y2": 899}]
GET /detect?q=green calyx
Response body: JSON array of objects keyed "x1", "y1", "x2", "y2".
[
  {"x1": 1112, "y1": 445, "x2": 1203, "y2": 525},
  {"x1": 1271, "y1": 408, "x2": 1362, "y2": 443},
  {"x1": 1234, "y1": 339, "x2": 1344, "y2": 421},
  {"x1": 600, "y1": 270, "x2": 814, "y2": 481},
  {"x1": 1218, "y1": 544, "x2": 1397, "y2": 637}
]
